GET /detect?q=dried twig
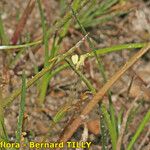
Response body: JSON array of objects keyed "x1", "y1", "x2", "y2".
[{"x1": 57, "y1": 44, "x2": 150, "y2": 147}]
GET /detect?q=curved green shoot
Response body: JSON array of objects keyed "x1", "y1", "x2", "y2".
[{"x1": 0, "y1": 40, "x2": 42, "y2": 50}]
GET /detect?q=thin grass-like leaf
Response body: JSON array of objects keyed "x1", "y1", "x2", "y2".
[
  {"x1": 38, "y1": 0, "x2": 86, "y2": 104},
  {"x1": 78, "y1": 0, "x2": 119, "y2": 28},
  {"x1": 37, "y1": 0, "x2": 50, "y2": 104},
  {"x1": 0, "y1": 15, "x2": 9, "y2": 45},
  {"x1": 16, "y1": 71, "x2": 26, "y2": 143},
  {"x1": 1, "y1": 40, "x2": 147, "y2": 109},
  {"x1": 0, "y1": 107, "x2": 8, "y2": 142},
  {"x1": 0, "y1": 40, "x2": 41, "y2": 50},
  {"x1": 65, "y1": 58, "x2": 96, "y2": 94},
  {"x1": 101, "y1": 104, "x2": 117, "y2": 150},
  {"x1": 3, "y1": 36, "x2": 87, "y2": 108},
  {"x1": 127, "y1": 110, "x2": 150, "y2": 150}
]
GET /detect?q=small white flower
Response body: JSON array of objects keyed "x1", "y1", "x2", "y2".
[
  {"x1": 76, "y1": 54, "x2": 86, "y2": 69},
  {"x1": 71, "y1": 54, "x2": 87, "y2": 69},
  {"x1": 71, "y1": 54, "x2": 79, "y2": 65}
]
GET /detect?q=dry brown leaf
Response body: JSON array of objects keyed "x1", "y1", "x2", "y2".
[{"x1": 87, "y1": 119, "x2": 100, "y2": 135}]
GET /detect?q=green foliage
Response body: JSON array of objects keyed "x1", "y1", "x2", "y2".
[
  {"x1": 0, "y1": 40, "x2": 41, "y2": 50},
  {"x1": 76, "y1": 0, "x2": 122, "y2": 28},
  {"x1": 37, "y1": 0, "x2": 82, "y2": 104},
  {"x1": 101, "y1": 104, "x2": 117, "y2": 150},
  {"x1": 37, "y1": 0, "x2": 50, "y2": 104},
  {"x1": 0, "y1": 106, "x2": 8, "y2": 142},
  {"x1": 16, "y1": 71, "x2": 26, "y2": 143},
  {"x1": 0, "y1": 1, "x2": 149, "y2": 149},
  {"x1": 127, "y1": 110, "x2": 150, "y2": 150},
  {"x1": 0, "y1": 15, "x2": 9, "y2": 45},
  {"x1": 65, "y1": 57, "x2": 96, "y2": 94},
  {"x1": 71, "y1": 6, "x2": 118, "y2": 150}
]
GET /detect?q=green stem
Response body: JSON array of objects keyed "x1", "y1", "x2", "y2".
[
  {"x1": 3, "y1": 37, "x2": 86, "y2": 108},
  {"x1": 0, "y1": 15, "x2": 9, "y2": 45},
  {"x1": 2, "y1": 42, "x2": 147, "y2": 108},
  {"x1": 37, "y1": 0, "x2": 50, "y2": 105},
  {"x1": 65, "y1": 58, "x2": 96, "y2": 94},
  {"x1": 16, "y1": 71, "x2": 26, "y2": 143},
  {"x1": 0, "y1": 106, "x2": 8, "y2": 141},
  {"x1": 101, "y1": 104, "x2": 117, "y2": 150},
  {"x1": 71, "y1": 7, "x2": 117, "y2": 148},
  {"x1": 0, "y1": 40, "x2": 42, "y2": 50},
  {"x1": 93, "y1": 43, "x2": 147, "y2": 56},
  {"x1": 127, "y1": 110, "x2": 150, "y2": 150}
]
